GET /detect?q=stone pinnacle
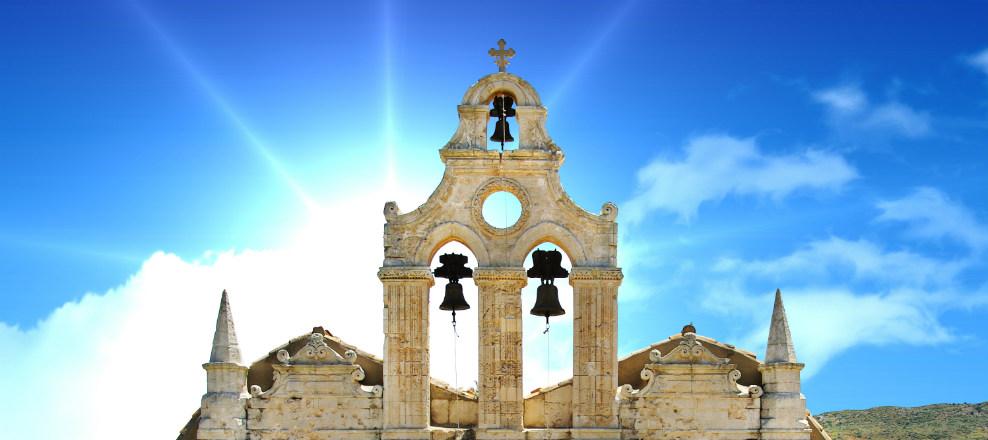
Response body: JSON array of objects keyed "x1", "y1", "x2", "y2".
[
  {"x1": 209, "y1": 289, "x2": 243, "y2": 364},
  {"x1": 765, "y1": 288, "x2": 798, "y2": 364}
]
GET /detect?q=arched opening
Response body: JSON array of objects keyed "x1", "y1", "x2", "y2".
[
  {"x1": 521, "y1": 242, "x2": 574, "y2": 394},
  {"x1": 487, "y1": 92, "x2": 519, "y2": 151},
  {"x1": 428, "y1": 240, "x2": 479, "y2": 406}
]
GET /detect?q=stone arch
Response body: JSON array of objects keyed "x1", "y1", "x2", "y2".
[
  {"x1": 518, "y1": 237, "x2": 576, "y2": 397},
  {"x1": 461, "y1": 73, "x2": 543, "y2": 107},
  {"x1": 414, "y1": 221, "x2": 492, "y2": 267},
  {"x1": 510, "y1": 221, "x2": 590, "y2": 267}
]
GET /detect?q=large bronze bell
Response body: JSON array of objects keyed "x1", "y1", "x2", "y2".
[
  {"x1": 490, "y1": 95, "x2": 516, "y2": 144},
  {"x1": 527, "y1": 249, "x2": 568, "y2": 322},
  {"x1": 434, "y1": 253, "x2": 473, "y2": 323},
  {"x1": 439, "y1": 280, "x2": 470, "y2": 312},
  {"x1": 531, "y1": 283, "x2": 565, "y2": 318}
]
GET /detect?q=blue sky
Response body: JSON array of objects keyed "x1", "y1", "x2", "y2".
[{"x1": 1, "y1": 1, "x2": 987, "y2": 437}]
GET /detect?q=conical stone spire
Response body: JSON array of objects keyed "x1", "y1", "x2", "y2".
[
  {"x1": 765, "y1": 288, "x2": 798, "y2": 364},
  {"x1": 209, "y1": 290, "x2": 242, "y2": 364}
]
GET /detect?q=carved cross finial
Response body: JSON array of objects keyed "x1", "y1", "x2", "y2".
[{"x1": 488, "y1": 38, "x2": 515, "y2": 72}]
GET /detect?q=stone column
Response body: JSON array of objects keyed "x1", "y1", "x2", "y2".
[
  {"x1": 760, "y1": 363, "x2": 810, "y2": 440},
  {"x1": 569, "y1": 267, "x2": 622, "y2": 439},
  {"x1": 379, "y1": 267, "x2": 434, "y2": 439},
  {"x1": 444, "y1": 104, "x2": 489, "y2": 149},
  {"x1": 473, "y1": 267, "x2": 528, "y2": 438},
  {"x1": 198, "y1": 363, "x2": 248, "y2": 440},
  {"x1": 515, "y1": 106, "x2": 553, "y2": 150}
]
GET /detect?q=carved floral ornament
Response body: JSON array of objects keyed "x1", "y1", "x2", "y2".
[
  {"x1": 650, "y1": 332, "x2": 728, "y2": 365},
  {"x1": 569, "y1": 267, "x2": 624, "y2": 281},
  {"x1": 377, "y1": 267, "x2": 434, "y2": 281},
  {"x1": 276, "y1": 332, "x2": 358, "y2": 366}
]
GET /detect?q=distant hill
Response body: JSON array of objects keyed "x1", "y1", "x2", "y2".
[{"x1": 816, "y1": 401, "x2": 988, "y2": 440}]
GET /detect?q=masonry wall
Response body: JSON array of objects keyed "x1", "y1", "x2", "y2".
[
  {"x1": 429, "y1": 381, "x2": 478, "y2": 428},
  {"x1": 523, "y1": 380, "x2": 573, "y2": 429}
]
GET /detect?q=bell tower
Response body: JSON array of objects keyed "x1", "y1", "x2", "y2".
[{"x1": 379, "y1": 40, "x2": 622, "y2": 440}]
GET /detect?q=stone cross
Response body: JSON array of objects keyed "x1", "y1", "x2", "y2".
[{"x1": 488, "y1": 38, "x2": 515, "y2": 72}]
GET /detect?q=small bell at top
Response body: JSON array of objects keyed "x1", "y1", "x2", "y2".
[
  {"x1": 490, "y1": 119, "x2": 514, "y2": 143},
  {"x1": 490, "y1": 95, "x2": 516, "y2": 144}
]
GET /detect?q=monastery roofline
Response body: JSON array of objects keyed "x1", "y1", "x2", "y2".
[
  {"x1": 623, "y1": 332, "x2": 760, "y2": 361},
  {"x1": 250, "y1": 326, "x2": 383, "y2": 367},
  {"x1": 240, "y1": 326, "x2": 762, "y2": 402}
]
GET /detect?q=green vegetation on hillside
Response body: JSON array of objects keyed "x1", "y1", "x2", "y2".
[{"x1": 816, "y1": 402, "x2": 988, "y2": 440}]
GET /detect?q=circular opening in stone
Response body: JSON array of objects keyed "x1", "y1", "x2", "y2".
[{"x1": 482, "y1": 191, "x2": 522, "y2": 229}]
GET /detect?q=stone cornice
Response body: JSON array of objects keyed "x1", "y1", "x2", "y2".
[
  {"x1": 569, "y1": 267, "x2": 623, "y2": 281},
  {"x1": 377, "y1": 267, "x2": 434, "y2": 282},
  {"x1": 473, "y1": 267, "x2": 528, "y2": 283},
  {"x1": 440, "y1": 148, "x2": 563, "y2": 170},
  {"x1": 759, "y1": 362, "x2": 805, "y2": 371},
  {"x1": 202, "y1": 362, "x2": 248, "y2": 371}
]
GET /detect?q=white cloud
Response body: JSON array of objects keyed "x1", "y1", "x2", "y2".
[
  {"x1": 706, "y1": 236, "x2": 987, "y2": 377},
  {"x1": 813, "y1": 83, "x2": 931, "y2": 139},
  {"x1": 862, "y1": 102, "x2": 932, "y2": 138},
  {"x1": 813, "y1": 84, "x2": 867, "y2": 113},
  {"x1": 877, "y1": 187, "x2": 988, "y2": 251},
  {"x1": 0, "y1": 196, "x2": 389, "y2": 439},
  {"x1": 704, "y1": 284, "x2": 960, "y2": 377},
  {"x1": 623, "y1": 135, "x2": 857, "y2": 223},
  {"x1": 0, "y1": 188, "x2": 580, "y2": 439},
  {"x1": 714, "y1": 236, "x2": 968, "y2": 288},
  {"x1": 967, "y1": 47, "x2": 988, "y2": 77}
]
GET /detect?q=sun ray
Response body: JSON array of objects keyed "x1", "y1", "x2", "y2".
[
  {"x1": 380, "y1": 0, "x2": 398, "y2": 192},
  {"x1": 126, "y1": 1, "x2": 318, "y2": 211},
  {"x1": 548, "y1": 0, "x2": 638, "y2": 108}
]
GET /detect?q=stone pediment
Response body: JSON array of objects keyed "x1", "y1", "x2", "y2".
[
  {"x1": 245, "y1": 333, "x2": 383, "y2": 437},
  {"x1": 651, "y1": 332, "x2": 730, "y2": 366},
  {"x1": 248, "y1": 332, "x2": 382, "y2": 400},
  {"x1": 275, "y1": 332, "x2": 356, "y2": 366},
  {"x1": 618, "y1": 333, "x2": 764, "y2": 400}
]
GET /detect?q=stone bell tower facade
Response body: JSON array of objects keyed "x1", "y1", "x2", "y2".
[
  {"x1": 181, "y1": 40, "x2": 827, "y2": 440},
  {"x1": 379, "y1": 41, "x2": 622, "y2": 440}
]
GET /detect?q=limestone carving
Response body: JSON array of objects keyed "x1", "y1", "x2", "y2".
[
  {"x1": 600, "y1": 202, "x2": 618, "y2": 221},
  {"x1": 469, "y1": 177, "x2": 532, "y2": 235},
  {"x1": 650, "y1": 332, "x2": 729, "y2": 366},
  {"x1": 460, "y1": 72, "x2": 542, "y2": 107},
  {"x1": 445, "y1": 105, "x2": 488, "y2": 150},
  {"x1": 383, "y1": 201, "x2": 400, "y2": 221},
  {"x1": 276, "y1": 332, "x2": 355, "y2": 365}
]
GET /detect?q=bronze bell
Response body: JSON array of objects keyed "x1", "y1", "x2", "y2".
[
  {"x1": 527, "y1": 249, "x2": 568, "y2": 322},
  {"x1": 531, "y1": 283, "x2": 565, "y2": 319},
  {"x1": 439, "y1": 280, "x2": 470, "y2": 312},
  {"x1": 490, "y1": 118, "x2": 514, "y2": 143},
  {"x1": 490, "y1": 95, "x2": 516, "y2": 144},
  {"x1": 434, "y1": 253, "x2": 473, "y2": 323}
]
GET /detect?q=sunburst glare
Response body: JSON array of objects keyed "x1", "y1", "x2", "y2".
[{"x1": 127, "y1": 1, "x2": 318, "y2": 211}]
